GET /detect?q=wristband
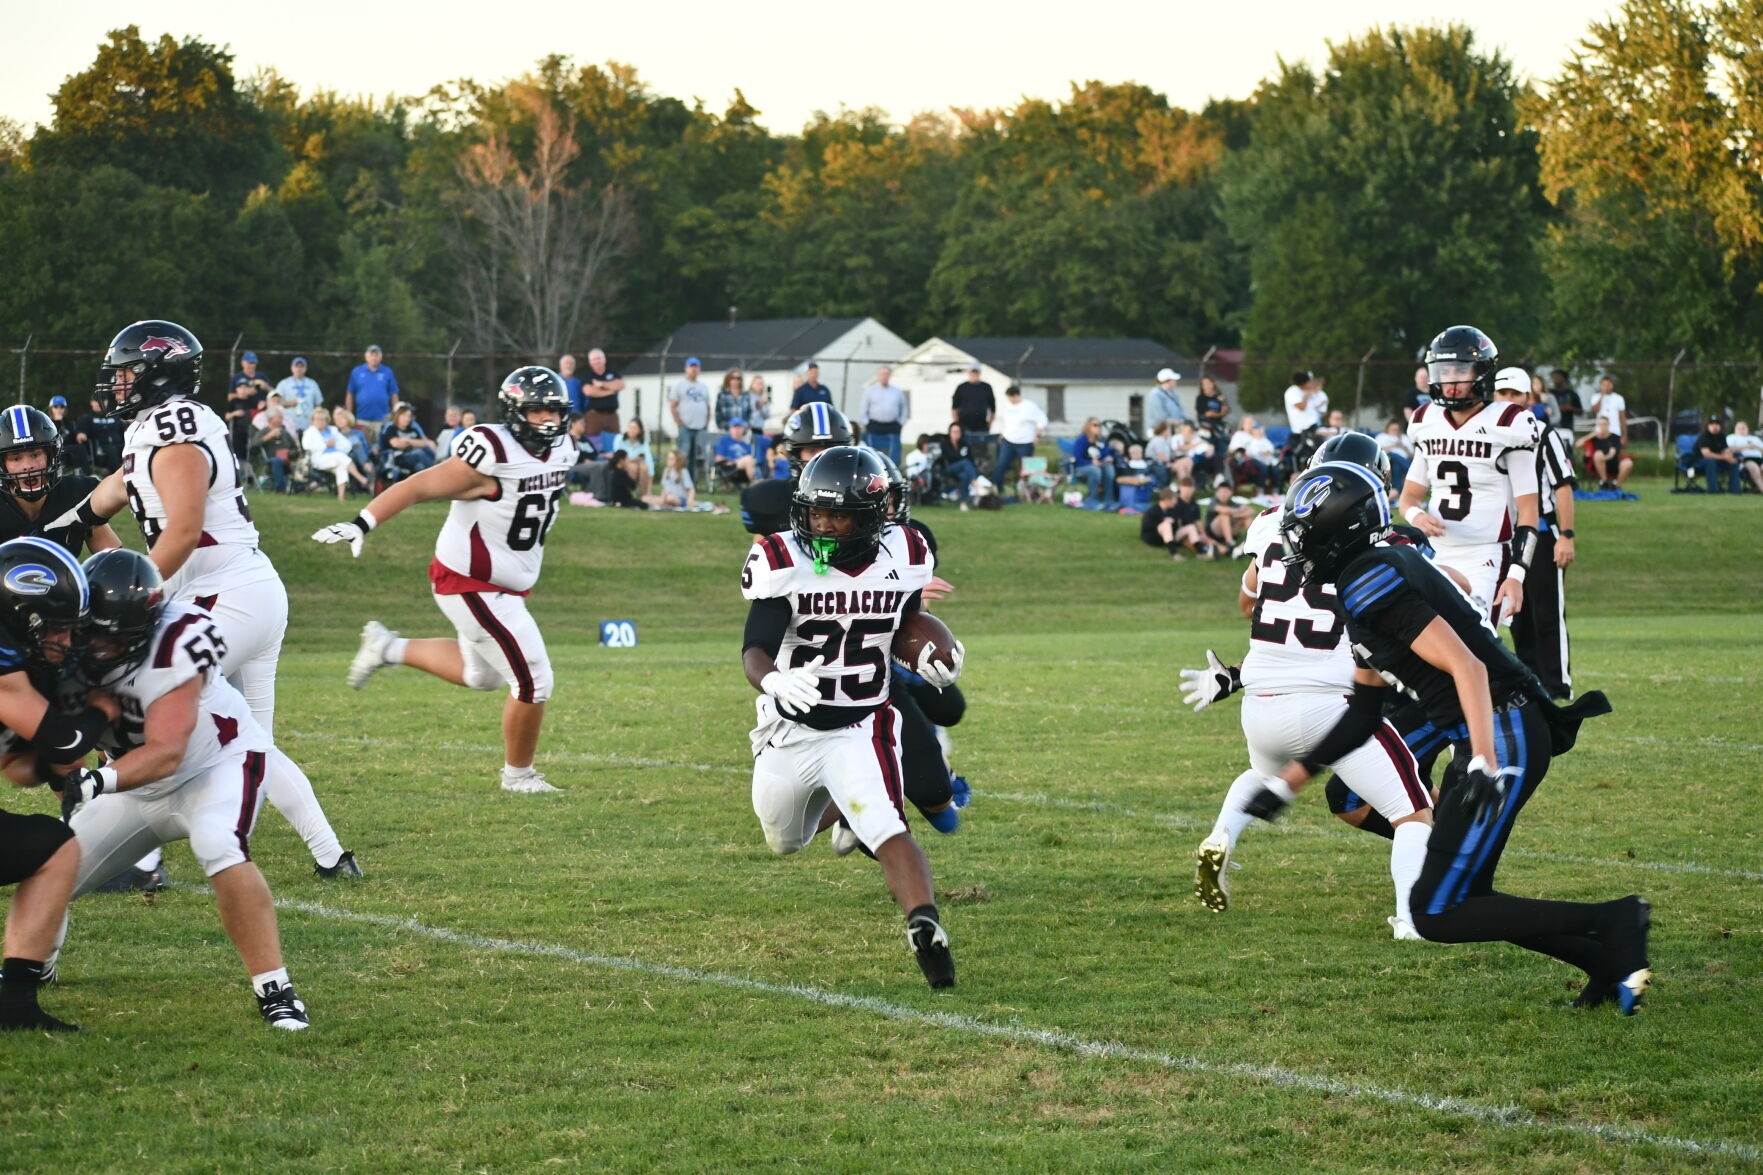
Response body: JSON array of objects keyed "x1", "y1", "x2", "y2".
[
  {"x1": 76, "y1": 498, "x2": 112, "y2": 527},
  {"x1": 353, "y1": 509, "x2": 378, "y2": 532},
  {"x1": 1505, "y1": 564, "x2": 1527, "y2": 584},
  {"x1": 95, "y1": 766, "x2": 119, "y2": 794},
  {"x1": 1402, "y1": 505, "x2": 1426, "y2": 525}
]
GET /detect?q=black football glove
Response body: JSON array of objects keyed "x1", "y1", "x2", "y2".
[
  {"x1": 59, "y1": 766, "x2": 115, "y2": 823},
  {"x1": 1458, "y1": 755, "x2": 1519, "y2": 822}
]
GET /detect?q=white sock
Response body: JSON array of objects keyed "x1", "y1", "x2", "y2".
[
  {"x1": 386, "y1": 637, "x2": 408, "y2": 664},
  {"x1": 264, "y1": 748, "x2": 344, "y2": 869},
  {"x1": 133, "y1": 846, "x2": 163, "y2": 872},
  {"x1": 502, "y1": 763, "x2": 533, "y2": 777},
  {"x1": 1211, "y1": 770, "x2": 1265, "y2": 851},
  {"x1": 1390, "y1": 820, "x2": 1431, "y2": 924},
  {"x1": 251, "y1": 967, "x2": 291, "y2": 996}
]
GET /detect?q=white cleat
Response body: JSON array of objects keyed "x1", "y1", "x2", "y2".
[
  {"x1": 1388, "y1": 915, "x2": 1424, "y2": 941},
  {"x1": 828, "y1": 823, "x2": 860, "y2": 856},
  {"x1": 1194, "y1": 833, "x2": 1232, "y2": 912},
  {"x1": 500, "y1": 768, "x2": 561, "y2": 794},
  {"x1": 347, "y1": 621, "x2": 396, "y2": 689}
]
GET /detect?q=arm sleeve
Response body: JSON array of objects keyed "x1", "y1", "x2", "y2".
[
  {"x1": 1507, "y1": 445, "x2": 1539, "y2": 498},
  {"x1": 742, "y1": 597, "x2": 791, "y2": 656},
  {"x1": 1297, "y1": 681, "x2": 1387, "y2": 773},
  {"x1": 1339, "y1": 556, "x2": 1437, "y2": 646},
  {"x1": 30, "y1": 706, "x2": 113, "y2": 761}
]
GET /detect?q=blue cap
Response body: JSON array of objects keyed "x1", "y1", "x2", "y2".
[
  {"x1": 48, "y1": 395, "x2": 67, "y2": 407},
  {"x1": 685, "y1": 357, "x2": 702, "y2": 367},
  {"x1": 241, "y1": 351, "x2": 258, "y2": 364},
  {"x1": 291, "y1": 356, "x2": 307, "y2": 366}
]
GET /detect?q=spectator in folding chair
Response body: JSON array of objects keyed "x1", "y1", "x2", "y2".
[
  {"x1": 618, "y1": 418, "x2": 655, "y2": 498},
  {"x1": 1071, "y1": 417, "x2": 1119, "y2": 508},
  {"x1": 1586, "y1": 417, "x2": 1635, "y2": 491},
  {"x1": 1729, "y1": 421, "x2": 1763, "y2": 492},
  {"x1": 941, "y1": 424, "x2": 980, "y2": 503},
  {"x1": 1016, "y1": 454, "x2": 1059, "y2": 504},
  {"x1": 713, "y1": 420, "x2": 758, "y2": 488},
  {"x1": 301, "y1": 408, "x2": 371, "y2": 501},
  {"x1": 378, "y1": 402, "x2": 438, "y2": 481},
  {"x1": 1204, "y1": 481, "x2": 1254, "y2": 552},
  {"x1": 1691, "y1": 415, "x2": 1742, "y2": 494},
  {"x1": 1171, "y1": 420, "x2": 1216, "y2": 485},
  {"x1": 1226, "y1": 416, "x2": 1278, "y2": 492},
  {"x1": 1145, "y1": 422, "x2": 1176, "y2": 488}
]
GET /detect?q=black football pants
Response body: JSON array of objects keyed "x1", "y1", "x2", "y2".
[
  {"x1": 896, "y1": 682, "x2": 965, "y2": 814},
  {"x1": 1512, "y1": 532, "x2": 1571, "y2": 698}
]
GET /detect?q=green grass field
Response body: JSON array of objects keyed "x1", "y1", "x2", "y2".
[{"x1": 4, "y1": 481, "x2": 1760, "y2": 1173}]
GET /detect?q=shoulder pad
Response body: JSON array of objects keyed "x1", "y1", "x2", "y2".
[
  {"x1": 741, "y1": 533, "x2": 799, "y2": 600},
  {"x1": 452, "y1": 425, "x2": 508, "y2": 473}
]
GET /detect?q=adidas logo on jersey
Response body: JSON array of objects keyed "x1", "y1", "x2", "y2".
[{"x1": 885, "y1": 570, "x2": 900, "y2": 580}]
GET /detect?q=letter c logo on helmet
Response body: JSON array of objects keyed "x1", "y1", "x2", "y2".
[
  {"x1": 1291, "y1": 476, "x2": 1333, "y2": 519},
  {"x1": 3, "y1": 564, "x2": 57, "y2": 596}
]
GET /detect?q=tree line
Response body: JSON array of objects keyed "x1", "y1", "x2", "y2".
[{"x1": 2, "y1": 1, "x2": 1759, "y2": 408}]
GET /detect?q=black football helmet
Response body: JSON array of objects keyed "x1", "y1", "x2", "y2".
[
  {"x1": 872, "y1": 450, "x2": 910, "y2": 523},
  {"x1": 0, "y1": 537, "x2": 89, "y2": 671},
  {"x1": 1308, "y1": 430, "x2": 1392, "y2": 488},
  {"x1": 80, "y1": 549, "x2": 166, "y2": 684},
  {"x1": 497, "y1": 366, "x2": 571, "y2": 452},
  {"x1": 781, "y1": 403, "x2": 853, "y2": 474},
  {"x1": 1424, "y1": 325, "x2": 1498, "y2": 411},
  {"x1": 790, "y1": 446, "x2": 893, "y2": 571},
  {"x1": 98, "y1": 320, "x2": 204, "y2": 422},
  {"x1": 1279, "y1": 462, "x2": 1392, "y2": 584},
  {"x1": 0, "y1": 405, "x2": 64, "y2": 501}
]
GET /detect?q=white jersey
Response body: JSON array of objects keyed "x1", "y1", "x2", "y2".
[
  {"x1": 100, "y1": 601, "x2": 271, "y2": 799},
  {"x1": 1404, "y1": 401, "x2": 1541, "y2": 548},
  {"x1": 120, "y1": 398, "x2": 274, "y2": 598},
  {"x1": 741, "y1": 525, "x2": 935, "y2": 729},
  {"x1": 433, "y1": 424, "x2": 574, "y2": 594},
  {"x1": 1239, "y1": 508, "x2": 1354, "y2": 694}
]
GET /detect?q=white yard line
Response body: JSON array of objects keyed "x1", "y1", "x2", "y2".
[
  {"x1": 282, "y1": 731, "x2": 1763, "y2": 882},
  {"x1": 227, "y1": 888, "x2": 1757, "y2": 1165}
]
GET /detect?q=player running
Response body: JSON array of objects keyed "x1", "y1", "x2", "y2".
[
  {"x1": 66, "y1": 321, "x2": 358, "y2": 879},
  {"x1": 740, "y1": 446, "x2": 964, "y2": 988},
  {"x1": 1245, "y1": 462, "x2": 1648, "y2": 1013},
  {"x1": 313, "y1": 366, "x2": 574, "y2": 794},
  {"x1": 1182, "y1": 433, "x2": 1433, "y2": 938},
  {"x1": 1398, "y1": 325, "x2": 1541, "y2": 625},
  {"x1": 42, "y1": 550, "x2": 311, "y2": 1029},
  {"x1": 740, "y1": 403, "x2": 852, "y2": 536}
]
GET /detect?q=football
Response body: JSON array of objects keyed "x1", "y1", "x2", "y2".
[{"x1": 893, "y1": 611, "x2": 958, "y2": 672}]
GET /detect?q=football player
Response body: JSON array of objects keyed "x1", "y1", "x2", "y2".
[
  {"x1": 1398, "y1": 326, "x2": 1541, "y2": 625},
  {"x1": 1181, "y1": 433, "x2": 1433, "y2": 938},
  {"x1": 740, "y1": 447, "x2": 964, "y2": 988},
  {"x1": 62, "y1": 321, "x2": 359, "y2": 879},
  {"x1": 740, "y1": 403, "x2": 852, "y2": 536},
  {"x1": 1246, "y1": 463, "x2": 1649, "y2": 1013},
  {"x1": 40, "y1": 550, "x2": 311, "y2": 1029},
  {"x1": 313, "y1": 367, "x2": 575, "y2": 794}
]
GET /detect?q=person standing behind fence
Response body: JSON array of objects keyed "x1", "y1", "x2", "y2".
[
  {"x1": 1196, "y1": 374, "x2": 1229, "y2": 443},
  {"x1": 715, "y1": 368, "x2": 747, "y2": 432},
  {"x1": 950, "y1": 365, "x2": 996, "y2": 460},
  {"x1": 791, "y1": 362, "x2": 833, "y2": 409},
  {"x1": 1283, "y1": 370, "x2": 1327, "y2": 433},
  {"x1": 668, "y1": 358, "x2": 712, "y2": 475},
  {"x1": 582, "y1": 349, "x2": 624, "y2": 445},
  {"x1": 745, "y1": 376, "x2": 772, "y2": 435},
  {"x1": 275, "y1": 357, "x2": 323, "y2": 436},
  {"x1": 558, "y1": 354, "x2": 583, "y2": 413},
  {"x1": 228, "y1": 351, "x2": 272, "y2": 468},
  {"x1": 858, "y1": 365, "x2": 909, "y2": 465},
  {"x1": 345, "y1": 345, "x2": 399, "y2": 443},
  {"x1": 990, "y1": 385, "x2": 1045, "y2": 490},
  {"x1": 1548, "y1": 368, "x2": 1582, "y2": 433},
  {"x1": 1589, "y1": 374, "x2": 1626, "y2": 444},
  {"x1": 1146, "y1": 368, "x2": 1187, "y2": 434}
]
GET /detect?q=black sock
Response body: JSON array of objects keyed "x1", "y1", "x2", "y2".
[
  {"x1": 1, "y1": 958, "x2": 46, "y2": 1007},
  {"x1": 908, "y1": 904, "x2": 940, "y2": 926},
  {"x1": 1355, "y1": 810, "x2": 1396, "y2": 840},
  {"x1": 1507, "y1": 934, "x2": 1617, "y2": 982},
  {"x1": 1413, "y1": 894, "x2": 1610, "y2": 948}
]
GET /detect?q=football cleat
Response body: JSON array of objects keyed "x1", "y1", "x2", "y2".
[
  {"x1": 907, "y1": 915, "x2": 956, "y2": 989},
  {"x1": 314, "y1": 850, "x2": 363, "y2": 880},
  {"x1": 1570, "y1": 981, "x2": 1617, "y2": 1010},
  {"x1": 256, "y1": 981, "x2": 309, "y2": 1031},
  {"x1": 949, "y1": 774, "x2": 972, "y2": 809},
  {"x1": 0, "y1": 1005, "x2": 80, "y2": 1032},
  {"x1": 92, "y1": 863, "x2": 169, "y2": 893},
  {"x1": 1387, "y1": 915, "x2": 1423, "y2": 941},
  {"x1": 829, "y1": 822, "x2": 860, "y2": 856},
  {"x1": 1194, "y1": 833, "x2": 1232, "y2": 912},
  {"x1": 500, "y1": 768, "x2": 561, "y2": 794},
  {"x1": 347, "y1": 621, "x2": 396, "y2": 689},
  {"x1": 1616, "y1": 968, "x2": 1652, "y2": 1016}
]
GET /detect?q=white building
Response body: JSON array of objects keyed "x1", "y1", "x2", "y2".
[
  {"x1": 891, "y1": 336, "x2": 1194, "y2": 441},
  {"x1": 622, "y1": 316, "x2": 912, "y2": 437}
]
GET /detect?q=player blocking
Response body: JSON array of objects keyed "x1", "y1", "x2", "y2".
[{"x1": 741, "y1": 446, "x2": 966, "y2": 988}]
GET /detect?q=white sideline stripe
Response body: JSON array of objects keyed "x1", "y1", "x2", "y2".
[
  {"x1": 281, "y1": 732, "x2": 1763, "y2": 881},
  {"x1": 192, "y1": 886, "x2": 1758, "y2": 1164}
]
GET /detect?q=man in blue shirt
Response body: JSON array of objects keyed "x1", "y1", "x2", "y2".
[
  {"x1": 274, "y1": 357, "x2": 323, "y2": 435},
  {"x1": 790, "y1": 362, "x2": 834, "y2": 409},
  {"x1": 345, "y1": 345, "x2": 400, "y2": 441},
  {"x1": 558, "y1": 353, "x2": 584, "y2": 413},
  {"x1": 713, "y1": 419, "x2": 758, "y2": 485}
]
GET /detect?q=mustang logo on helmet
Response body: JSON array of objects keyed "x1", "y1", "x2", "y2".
[
  {"x1": 138, "y1": 335, "x2": 192, "y2": 358},
  {"x1": 865, "y1": 472, "x2": 888, "y2": 494}
]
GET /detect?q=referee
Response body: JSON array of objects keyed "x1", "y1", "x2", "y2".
[{"x1": 1496, "y1": 370, "x2": 1575, "y2": 698}]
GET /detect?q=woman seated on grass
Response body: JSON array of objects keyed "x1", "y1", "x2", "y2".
[{"x1": 649, "y1": 448, "x2": 696, "y2": 509}]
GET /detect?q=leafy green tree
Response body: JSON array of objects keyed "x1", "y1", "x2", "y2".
[{"x1": 1222, "y1": 25, "x2": 1547, "y2": 402}]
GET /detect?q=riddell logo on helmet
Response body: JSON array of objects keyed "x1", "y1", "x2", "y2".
[{"x1": 139, "y1": 336, "x2": 191, "y2": 357}]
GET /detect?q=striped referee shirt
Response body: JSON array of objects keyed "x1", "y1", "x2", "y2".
[{"x1": 1537, "y1": 426, "x2": 1577, "y2": 525}]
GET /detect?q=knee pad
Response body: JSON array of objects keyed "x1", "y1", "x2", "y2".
[
  {"x1": 522, "y1": 660, "x2": 554, "y2": 704},
  {"x1": 188, "y1": 824, "x2": 250, "y2": 877},
  {"x1": 460, "y1": 657, "x2": 505, "y2": 693}
]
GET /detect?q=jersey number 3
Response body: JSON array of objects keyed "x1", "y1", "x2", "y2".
[{"x1": 1435, "y1": 460, "x2": 1473, "y2": 521}]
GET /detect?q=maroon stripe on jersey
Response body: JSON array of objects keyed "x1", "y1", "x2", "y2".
[
  {"x1": 153, "y1": 612, "x2": 202, "y2": 669},
  {"x1": 903, "y1": 525, "x2": 927, "y2": 566},
  {"x1": 869, "y1": 705, "x2": 906, "y2": 820},
  {"x1": 478, "y1": 426, "x2": 507, "y2": 463},
  {"x1": 468, "y1": 523, "x2": 493, "y2": 582},
  {"x1": 1374, "y1": 722, "x2": 1430, "y2": 812},
  {"x1": 193, "y1": 593, "x2": 218, "y2": 611},
  {"x1": 760, "y1": 534, "x2": 791, "y2": 570},
  {"x1": 234, "y1": 750, "x2": 266, "y2": 862},
  {"x1": 1496, "y1": 402, "x2": 1524, "y2": 428},
  {"x1": 462, "y1": 592, "x2": 536, "y2": 704},
  {"x1": 196, "y1": 531, "x2": 218, "y2": 548}
]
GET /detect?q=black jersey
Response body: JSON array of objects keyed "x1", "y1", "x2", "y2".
[
  {"x1": 1337, "y1": 542, "x2": 1532, "y2": 727},
  {"x1": 0, "y1": 475, "x2": 102, "y2": 556},
  {"x1": 740, "y1": 477, "x2": 793, "y2": 536}
]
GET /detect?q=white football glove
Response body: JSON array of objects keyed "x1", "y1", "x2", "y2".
[
  {"x1": 915, "y1": 639, "x2": 964, "y2": 689},
  {"x1": 761, "y1": 656, "x2": 825, "y2": 716},
  {"x1": 1178, "y1": 650, "x2": 1242, "y2": 713},
  {"x1": 311, "y1": 511, "x2": 377, "y2": 558}
]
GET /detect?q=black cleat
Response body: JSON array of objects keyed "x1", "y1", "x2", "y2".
[
  {"x1": 314, "y1": 850, "x2": 363, "y2": 880},
  {"x1": 93, "y1": 864, "x2": 168, "y2": 893},
  {"x1": 0, "y1": 1005, "x2": 80, "y2": 1032},
  {"x1": 1600, "y1": 895, "x2": 1652, "y2": 1015},
  {"x1": 907, "y1": 915, "x2": 956, "y2": 989},
  {"x1": 256, "y1": 981, "x2": 310, "y2": 1031},
  {"x1": 1570, "y1": 981, "x2": 1617, "y2": 1009}
]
